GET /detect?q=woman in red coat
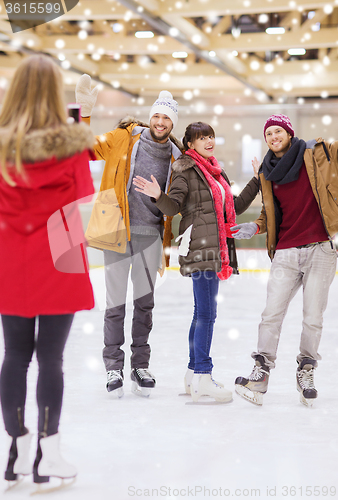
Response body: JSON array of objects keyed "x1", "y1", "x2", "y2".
[{"x1": 0, "y1": 55, "x2": 95, "y2": 488}]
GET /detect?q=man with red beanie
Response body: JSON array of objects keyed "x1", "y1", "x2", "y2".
[{"x1": 231, "y1": 114, "x2": 338, "y2": 407}]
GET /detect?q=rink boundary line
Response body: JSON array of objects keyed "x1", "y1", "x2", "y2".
[
  {"x1": 167, "y1": 266, "x2": 271, "y2": 272},
  {"x1": 88, "y1": 265, "x2": 338, "y2": 274}
]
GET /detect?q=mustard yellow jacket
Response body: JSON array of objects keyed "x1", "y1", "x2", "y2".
[
  {"x1": 255, "y1": 138, "x2": 338, "y2": 259},
  {"x1": 84, "y1": 116, "x2": 183, "y2": 268}
]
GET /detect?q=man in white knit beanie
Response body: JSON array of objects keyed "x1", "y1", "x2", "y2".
[{"x1": 76, "y1": 77, "x2": 182, "y2": 398}]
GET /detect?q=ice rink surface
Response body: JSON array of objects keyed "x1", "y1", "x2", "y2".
[{"x1": 1, "y1": 250, "x2": 338, "y2": 499}]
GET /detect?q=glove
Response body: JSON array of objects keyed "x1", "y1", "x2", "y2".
[
  {"x1": 75, "y1": 74, "x2": 99, "y2": 117},
  {"x1": 230, "y1": 222, "x2": 258, "y2": 239}
]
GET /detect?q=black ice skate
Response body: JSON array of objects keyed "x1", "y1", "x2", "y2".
[
  {"x1": 131, "y1": 368, "x2": 156, "y2": 398},
  {"x1": 235, "y1": 356, "x2": 270, "y2": 406},
  {"x1": 106, "y1": 370, "x2": 124, "y2": 398},
  {"x1": 296, "y1": 359, "x2": 317, "y2": 407}
]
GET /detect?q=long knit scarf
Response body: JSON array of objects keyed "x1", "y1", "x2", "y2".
[
  {"x1": 185, "y1": 149, "x2": 236, "y2": 280},
  {"x1": 262, "y1": 137, "x2": 306, "y2": 185}
]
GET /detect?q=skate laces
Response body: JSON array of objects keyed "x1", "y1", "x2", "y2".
[
  {"x1": 250, "y1": 365, "x2": 267, "y2": 381},
  {"x1": 298, "y1": 368, "x2": 315, "y2": 390},
  {"x1": 107, "y1": 370, "x2": 123, "y2": 383},
  {"x1": 211, "y1": 376, "x2": 222, "y2": 388},
  {"x1": 135, "y1": 368, "x2": 154, "y2": 380}
]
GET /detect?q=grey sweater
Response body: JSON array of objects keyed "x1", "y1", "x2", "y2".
[{"x1": 128, "y1": 128, "x2": 172, "y2": 236}]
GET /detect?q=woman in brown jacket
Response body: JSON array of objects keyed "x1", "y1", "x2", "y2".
[{"x1": 133, "y1": 122, "x2": 259, "y2": 403}]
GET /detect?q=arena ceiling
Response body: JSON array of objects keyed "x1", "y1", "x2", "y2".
[{"x1": 0, "y1": 0, "x2": 338, "y2": 105}]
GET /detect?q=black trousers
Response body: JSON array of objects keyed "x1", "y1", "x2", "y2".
[{"x1": 0, "y1": 314, "x2": 74, "y2": 437}]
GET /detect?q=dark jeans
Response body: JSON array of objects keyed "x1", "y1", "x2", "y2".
[
  {"x1": 188, "y1": 271, "x2": 219, "y2": 374},
  {"x1": 0, "y1": 314, "x2": 74, "y2": 437},
  {"x1": 103, "y1": 234, "x2": 162, "y2": 371}
]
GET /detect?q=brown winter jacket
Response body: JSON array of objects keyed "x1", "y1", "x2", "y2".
[
  {"x1": 83, "y1": 116, "x2": 183, "y2": 268},
  {"x1": 155, "y1": 155, "x2": 259, "y2": 276},
  {"x1": 255, "y1": 138, "x2": 338, "y2": 260}
]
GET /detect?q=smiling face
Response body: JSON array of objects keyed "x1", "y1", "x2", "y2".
[
  {"x1": 265, "y1": 125, "x2": 292, "y2": 157},
  {"x1": 188, "y1": 134, "x2": 215, "y2": 159},
  {"x1": 149, "y1": 113, "x2": 173, "y2": 143}
]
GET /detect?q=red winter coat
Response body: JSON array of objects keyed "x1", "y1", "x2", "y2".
[{"x1": 0, "y1": 123, "x2": 96, "y2": 317}]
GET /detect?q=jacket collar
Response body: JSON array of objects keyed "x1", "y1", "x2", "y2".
[
  {"x1": 0, "y1": 122, "x2": 95, "y2": 163},
  {"x1": 172, "y1": 154, "x2": 196, "y2": 173}
]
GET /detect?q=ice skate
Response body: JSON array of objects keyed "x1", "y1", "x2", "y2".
[
  {"x1": 235, "y1": 356, "x2": 270, "y2": 406},
  {"x1": 189, "y1": 373, "x2": 232, "y2": 404},
  {"x1": 296, "y1": 360, "x2": 317, "y2": 407},
  {"x1": 32, "y1": 433, "x2": 77, "y2": 495},
  {"x1": 106, "y1": 369, "x2": 124, "y2": 398},
  {"x1": 4, "y1": 432, "x2": 32, "y2": 490},
  {"x1": 131, "y1": 368, "x2": 156, "y2": 397},
  {"x1": 182, "y1": 368, "x2": 224, "y2": 396}
]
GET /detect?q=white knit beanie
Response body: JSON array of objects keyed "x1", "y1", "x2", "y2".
[{"x1": 149, "y1": 90, "x2": 178, "y2": 128}]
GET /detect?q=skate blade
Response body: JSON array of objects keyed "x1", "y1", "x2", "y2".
[
  {"x1": 5, "y1": 477, "x2": 24, "y2": 492},
  {"x1": 235, "y1": 385, "x2": 264, "y2": 406},
  {"x1": 131, "y1": 381, "x2": 152, "y2": 398},
  {"x1": 31, "y1": 477, "x2": 76, "y2": 496},
  {"x1": 299, "y1": 394, "x2": 315, "y2": 407},
  {"x1": 107, "y1": 386, "x2": 124, "y2": 398},
  {"x1": 178, "y1": 392, "x2": 190, "y2": 396},
  {"x1": 185, "y1": 398, "x2": 232, "y2": 406}
]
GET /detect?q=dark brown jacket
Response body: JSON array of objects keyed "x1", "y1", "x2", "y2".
[
  {"x1": 255, "y1": 138, "x2": 338, "y2": 260},
  {"x1": 155, "y1": 155, "x2": 259, "y2": 276}
]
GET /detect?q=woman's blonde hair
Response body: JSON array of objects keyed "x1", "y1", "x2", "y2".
[{"x1": 0, "y1": 54, "x2": 67, "y2": 185}]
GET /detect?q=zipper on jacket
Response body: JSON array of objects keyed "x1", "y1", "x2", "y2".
[
  {"x1": 260, "y1": 175, "x2": 274, "y2": 260},
  {"x1": 321, "y1": 142, "x2": 331, "y2": 164},
  {"x1": 194, "y1": 166, "x2": 221, "y2": 268},
  {"x1": 311, "y1": 142, "x2": 332, "y2": 243}
]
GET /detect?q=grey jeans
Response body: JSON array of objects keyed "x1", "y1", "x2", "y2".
[
  {"x1": 252, "y1": 242, "x2": 337, "y2": 369},
  {"x1": 103, "y1": 233, "x2": 162, "y2": 371}
]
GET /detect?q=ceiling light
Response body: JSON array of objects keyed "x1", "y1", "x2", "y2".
[
  {"x1": 250, "y1": 60, "x2": 260, "y2": 70},
  {"x1": 55, "y1": 39, "x2": 65, "y2": 49},
  {"x1": 266, "y1": 27, "x2": 285, "y2": 35},
  {"x1": 282, "y1": 82, "x2": 293, "y2": 92},
  {"x1": 183, "y1": 90, "x2": 193, "y2": 100},
  {"x1": 192, "y1": 34, "x2": 202, "y2": 44},
  {"x1": 288, "y1": 48, "x2": 306, "y2": 55},
  {"x1": 258, "y1": 13, "x2": 269, "y2": 23},
  {"x1": 311, "y1": 22, "x2": 321, "y2": 31},
  {"x1": 172, "y1": 51, "x2": 188, "y2": 58},
  {"x1": 111, "y1": 23, "x2": 123, "y2": 33},
  {"x1": 135, "y1": 31, "x2": 154, "y2": 38},
  {"x1": 323, "y1": 4, "x2": 333, "y2": 14},
  {"x1": 231, "y1": 27, "x2": 241, "y2": 38},
  {"x1": 78, "y1": 30, "x2": 88, "y2": 40},
  {"x1": 169, "y1": 27, "x2": 180, "y2": 37},
  {"x1": 264, "y1": 63, "x2": 274, "y2": 73},
  {"x1": 61, "y1": 60, "x2": 71, "y2": 70}
]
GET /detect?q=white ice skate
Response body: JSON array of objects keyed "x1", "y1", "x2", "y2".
[
  {"x1": 131, "y1": 368, "x2": 156, "y2": 398},
  {"x1": 182, "y1": 368, "x2": 224, "y2": 396},
  {"x1": 32, "y1": 433, "x2": 77, "y2": 495},
  {"x1": 188, "y1": 373, "x2": 232, "y2": 404}
]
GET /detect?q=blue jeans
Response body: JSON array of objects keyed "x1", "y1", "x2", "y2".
[{"x1": 188, "y1": 271, "x2": 219, "y2": 374}]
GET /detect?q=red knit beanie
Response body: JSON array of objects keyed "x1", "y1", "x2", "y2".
[{"x1": 263, "y1": 114, "x2": 294, "y2": 141}]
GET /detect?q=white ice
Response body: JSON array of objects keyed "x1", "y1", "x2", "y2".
[{"x1": 1, "y1": 249, "x2": 338, "y2": 499}]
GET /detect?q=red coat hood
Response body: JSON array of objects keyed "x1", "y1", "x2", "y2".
[{"x1": 0, "y1": 123, "x2": 95, "y2": 235}]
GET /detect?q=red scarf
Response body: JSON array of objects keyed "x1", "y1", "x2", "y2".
[{"x1": 185, "y1": 149, "x2": 236, "y2": 280}]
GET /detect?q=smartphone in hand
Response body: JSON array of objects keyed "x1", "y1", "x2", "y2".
[{"x1": 67, "y1": 103, "x2": 81, "y2": 123}]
